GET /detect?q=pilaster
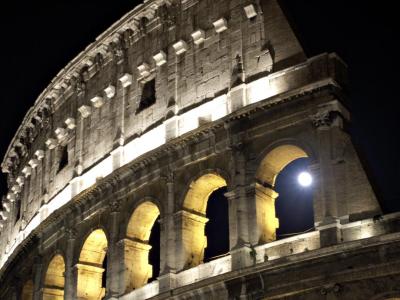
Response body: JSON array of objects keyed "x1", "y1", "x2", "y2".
[
  {"x1": 32, "y1": 255, "x2": 43, "y2": 300},
  {"x1": 64, "y1": 227, "x2": 77, "y2": 299},
  {"x1": 105, "y1": 200, "x2": 123, "y2": 299}
]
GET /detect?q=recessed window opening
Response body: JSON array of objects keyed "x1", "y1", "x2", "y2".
[
  {"x1": 137, "y1": 78, "x2": 156, "y2": 113},
  {"x1": 57, "y1": 145, "x2": 68, "y2": 172},
  {"x1": 15, "y1": 199, "x2": 21, "y2": 222}
]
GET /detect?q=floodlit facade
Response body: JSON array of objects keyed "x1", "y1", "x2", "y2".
[{"x1": 1, "y1": 0, "x2": 400, "y2": 299}]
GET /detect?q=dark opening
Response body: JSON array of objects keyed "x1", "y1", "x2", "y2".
[
  {"x1": 101, "y1": 253, "x2": 107, "y2": 291},
  {"x1": 15, "y1": 199, "x2": 21, "y2": 222},
  {"x1": 204, "y1": 186, "x2": 230, "y2": 262},
  {"x1": 274, "y1": 158, "x2": 314, "y2": 239},
  {"x1": 57, "y1": 146, "x2": 68, "y2": 172},
  {"x1": 137, "y1": 79, "x2": 156, "y2": 113},
  {"x1": 148, "y1": 216, "x2": 160, "y2": 282}
]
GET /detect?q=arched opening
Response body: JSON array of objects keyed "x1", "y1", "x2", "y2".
[
  {"x1": 204, "y1": 186, "x2": 230, "y2": 261},
  {"x1": 255, "y1": 144, "x2": 311, "y2": 243},
  {"x1": 124, "y1": 201, "x2": 160, "y2": 292},
  {"x1": 274, "y1": 158, "x2": 314, "y2": 239},
  {"x1": 77, "y1": 229, "x2": 108, "y2": 300},
  {"x1": 182, "y1": 173, "x2": 228, "y2": 268},
  {"x1": 148, "y1": 217, "x2": 160, "y2": 282},
  {"x1": 43, "y1": 254, "x2": 65, "y2": 299},
  {"x1": 21, "y1": 280, "x2": 33, "y2": 300}
]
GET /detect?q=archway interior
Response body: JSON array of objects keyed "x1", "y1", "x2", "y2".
[
  {"x1": 21, "y1": 279, "x2": 33, "y2": 300},
  {"x1": 204, "y1": 186, "x2": 230, "y2": 262},
  {"x1": 274, "y1": 157, "x2": 314, "y2": 239},
  {"x1": 182, "y1": 173, "x2": 227, "y2": 268},
  {"x1": 125, "y1": 201, "x2": 160, "y2": 291},
  {"x1": 77, "y1": 229, "x2": 108, "y2": 300},
  {"x1": 255, "y1": 145, "x2": 308, "y2": 243},
  {"x1": 148, "y1": 216, "x2": 160, "y2": 283},
  {"x1": 43, "y1": 254, "x2": 65, "y2": 300}
]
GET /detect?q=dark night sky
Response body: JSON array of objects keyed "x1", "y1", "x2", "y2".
[{"x1": 0, "y1": 1, "x2": 399, "y2": 214}]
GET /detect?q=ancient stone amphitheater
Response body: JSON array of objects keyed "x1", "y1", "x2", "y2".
[{"x1": 0, "y1": 0, "x2": 399, "y2": 299}]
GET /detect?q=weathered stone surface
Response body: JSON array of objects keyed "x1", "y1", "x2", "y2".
[{"x1": 0, "y1": 0, "x2": 398, "y2": 299}]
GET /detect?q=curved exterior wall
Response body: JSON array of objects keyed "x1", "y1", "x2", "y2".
[
  {"x1": 0, "y1": 0, "x2": 399, "y2": 299},
  {"x1": 0, "y1": 0, "x2": 307, "y2": 266}
]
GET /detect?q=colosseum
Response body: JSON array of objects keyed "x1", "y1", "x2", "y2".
[{"x1": 0, "y1": 0, "x2": 399, "y2": 299}]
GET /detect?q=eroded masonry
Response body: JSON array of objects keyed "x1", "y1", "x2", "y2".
[{"x1": 0, "y1": 0, "x2": 399, "y2": 299}]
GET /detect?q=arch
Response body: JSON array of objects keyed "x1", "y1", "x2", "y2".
[
  {"x1": 369, "y1": 292, "x2": 400, "y2": 300},
  {"x1": 43, "y1": 254, "x2": 65, "y2": 299},
  {"x1": 21, "y1": 279, "x2": 33, "y2": 300},
  {"x1": 183, "y1": 173, "x2": 227, "y2": 214},
  {"x1": 77, "y1": 229, "x2": 108, "y2": 300},
  {"x1": 256, "y1": 144, "x2": 308, "y2": 187},
  {"x1": 124, "y1": 201, "x2": 160, "y2": 292},
  {"x1": 255, "y1": 144, "x2": 309, "y2": 243},
  {"x1": 181, "y1": 173, "x2": 227, "y2": 268}
]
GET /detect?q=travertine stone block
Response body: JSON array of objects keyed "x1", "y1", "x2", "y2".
[
  {"x1": 153, "y1": 51, "x2": 167, "y2": 66},
  {"x1": 16, "y1": 176, "x2": 25, "y2": 186},
  {"x1": 191, "y1": 30, "x2": 205, "y2": 45},
  {"x1": 104, "y1": 85, "x2": 116, "y2": 99},
  {"x1": 65, "y1": 118, "x2": 76, "y2": 130},
  {"x1": 22, "y1": 166, "x2": 32, "y2": 177},
  {"x1": 46, "y1": 138, "x2": 58, "y2": 149},
  {"x1": 119, "y1": 73, "x2": 133, "y2": 88},
  {"x1": 78, "y1": 105, "x2": 92, "y2": 118},
  {"x1": 35, "y1": 149, "x2": 45, "y2": 160},
  {"x1": 213, "y1": 18, "x2": 228, "y2": 33},
  {"x1": 28, "y1": 159, "x2": 39, "y2": 169},
  {"x1": 244, "y1": 4, "x2": 257, "y2": 19},
  {"x1": 90, "y1": 96, "x2": 105, "y2": 108},
  {"x1": 55, "y1": 127, "x2": 68, "y2": 140},
  {"x1": 172, "y1": 40, "x2": 188, "y2": 55},
  {"x1": 138, "y1": 63, "x2": 151, "y2": 78},
  {"x1": 6, "y1": 193, "x2": 16, "y2": 202}
]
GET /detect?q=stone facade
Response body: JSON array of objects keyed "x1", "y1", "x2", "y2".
[{"x1": 0, "y1": 0, "x2": 399, "y2": 299}]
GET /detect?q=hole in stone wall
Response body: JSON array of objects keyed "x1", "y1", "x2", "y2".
[
  {"x1": 204, "y1": 186, "x2": 230, "y2": 262},
  {"x1": 137, "y1": 78, "x2": 156, "y2": 113},
  {"x1": 274, "y1": 157, "x2": 314, "y2": 239},
  {"x1": 102, "y1": 253, "x2": 108, "y2": 289},
  {"x1": 148, "y1": 216, "x2": 160, "y2": 282},
  {"x1": 57, "y1": 145, "x2": 68, "y2": 172},
  {"x1": 15, "y1": 199, "x2": 21, "y2": 222}
]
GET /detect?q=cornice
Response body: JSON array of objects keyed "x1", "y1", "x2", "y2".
[{"x1": 1, "y1": 0, "x2": 174, "y2": 174}]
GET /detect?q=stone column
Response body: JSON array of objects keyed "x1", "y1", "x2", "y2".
[
  {"x1": 225, "y1": 144, "x2": 259, "y2": 270},
  {"x1": 75, "y1": 263, "x2": 105, "y2": 299},
  {"x1": 32, "y1": 255, "x2": 43, "y2": 300},
  {"x1": 158, "y1": 173, "x2": 177, "y2": 293},
  {"x1": 64, "y1": 228, "x2": 77, "y2": 299},
  {"x1": 105, "y1": 200, "x2": 123, "y2": 299},
  {"x1": 311, "y1": 106, "x2": 343, "y2": 246},
  {"x1": 173, "y1": 209, "x2": 209, "y2": 271},
  {"x1": 13, "y1": 277, "x2": 22, "y2": 300},
  {"x1": 122, "y1": 238, "x2": 153, "y2": 290}
]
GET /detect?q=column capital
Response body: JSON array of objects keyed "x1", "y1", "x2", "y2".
[
  {"x1": 310, "y1": 100, "x2": 350, "y2": 129},
  {"x1": 65, "y1": 227, "x2": 78, "y2": 240},
  {"x1": 108, "y1": 199, "x2": 121, "y2": 213}
]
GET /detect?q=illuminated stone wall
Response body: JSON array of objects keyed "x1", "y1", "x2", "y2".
[{"x1": 0, "y1": 0, "x2": 399, "y2": 299}]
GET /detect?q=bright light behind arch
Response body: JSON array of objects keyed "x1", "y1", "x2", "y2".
[{"x1": 297, "y1": 171, "x2": 312, "y2": 187}]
